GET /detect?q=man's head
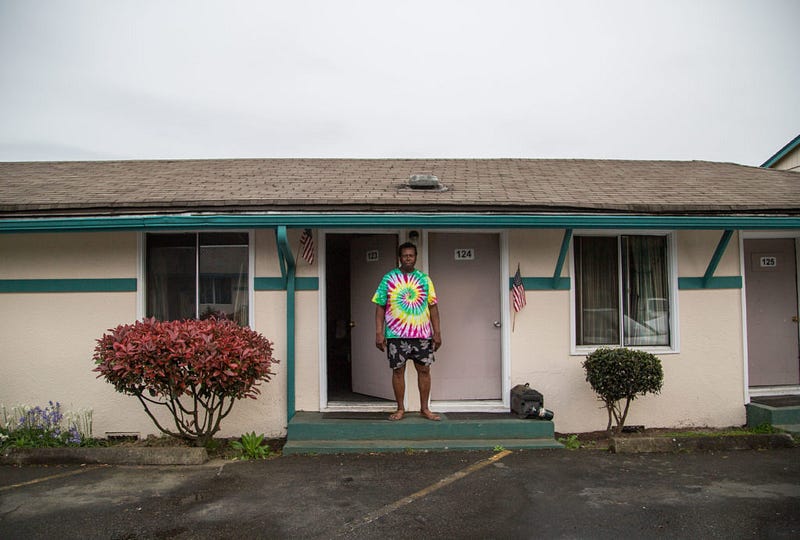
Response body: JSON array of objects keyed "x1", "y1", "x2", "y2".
[{"x1": 397, "y1": 242, "x2": 417, "y2": 272}]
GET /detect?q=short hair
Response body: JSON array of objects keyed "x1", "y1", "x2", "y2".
[{"x1": 397, "y1": 242, "x2": 417, "y2": 257}]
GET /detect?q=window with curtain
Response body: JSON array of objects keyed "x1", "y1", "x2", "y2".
[
  {"x1": 146, "y1": 232, "x2": 250, "y2": 326},
  {"x1": 574, "y1": 234, "x2": 671, "y2": 348}
]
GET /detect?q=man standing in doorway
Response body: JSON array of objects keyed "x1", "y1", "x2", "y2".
[{"x1": 373, "y1": 242, "x2": 442, "y2": 421}]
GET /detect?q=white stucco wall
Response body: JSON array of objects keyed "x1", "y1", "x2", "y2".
[
  {"x1": 1, "y1": 226, "x2": 748, "y2": 439},
  {"x1": 508, "y1": 229, "x2": 746, "y2": 434},
  {"x1": 0, "y1": 230, "x2": 308, "y2": 440},
  {"x1": 0, "y1": 232, "x2": 149, "y2": 436}
]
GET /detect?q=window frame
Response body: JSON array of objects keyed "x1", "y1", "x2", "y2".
[
  {"x1": 569, "y1": 229, "x2": 679, "y2": 355},
  {"x1": 137, "y1": 230, "x2": 255, "y2": 327}
]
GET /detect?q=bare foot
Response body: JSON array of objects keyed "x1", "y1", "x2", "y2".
[
  {"x1": 389, "y1": 410, "x2": 405, "y2": 421},
  {"x1": 420, "y1": 409, "x2": 441, "y2": 421}
]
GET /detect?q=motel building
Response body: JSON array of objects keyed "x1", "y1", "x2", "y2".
[{"x1": 1, "y1": 155, "x2": 799, "y2": 451}]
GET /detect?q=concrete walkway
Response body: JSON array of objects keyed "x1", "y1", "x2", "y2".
[{"x1": 2, "y1": 447, "x2": 799, "y2": 539}]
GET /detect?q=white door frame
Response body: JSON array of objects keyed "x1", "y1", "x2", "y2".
[
  {"x1": 740, "y1": 231, "x2": 800, "y2": 402},
  {"x1": 318, "y1": 229, "x2": 510, "y2": 412}
]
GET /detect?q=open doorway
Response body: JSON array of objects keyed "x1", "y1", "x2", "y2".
[{"x1": 325, "y1": 233, "x2": 398, "y2": 404}]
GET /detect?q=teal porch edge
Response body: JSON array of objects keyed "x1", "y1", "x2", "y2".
[
  {"x1": 0, "y1": 278, "x2": 137, "y2": 293},
  {"x1": 3, "y1": 213, "x2": 800, "y2": 233}
]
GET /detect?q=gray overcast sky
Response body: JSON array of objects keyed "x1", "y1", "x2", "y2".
[{"x1": 1, "y1": 0, "x2": 798, "y2": 166}]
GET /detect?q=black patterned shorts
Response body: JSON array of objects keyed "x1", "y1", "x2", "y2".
[{"x1": 386, "y1": 338, "x2": 435, "y2": 369}]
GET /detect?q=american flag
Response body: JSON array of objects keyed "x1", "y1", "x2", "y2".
[
  {"x1": 299, "y1": 228, "x2": 314, "y2": 264},
  {"x1": 512, "y1": 264, "x2": 526, "y2": 312}
]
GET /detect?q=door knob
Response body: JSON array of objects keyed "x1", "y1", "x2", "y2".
[
  {"x1": 493, "y1": 321, "x2": 502, "y2": 328},
  {"x1": 792, "y1": 316, "x2": 799, "y2": 323},
  {"x1": 349, "y1": 321, "x2": 356, "y2": 328}
]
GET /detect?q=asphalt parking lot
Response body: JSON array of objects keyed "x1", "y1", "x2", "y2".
[{"x1": 2, "y1": 447, "x2": 799, "y2": 539}]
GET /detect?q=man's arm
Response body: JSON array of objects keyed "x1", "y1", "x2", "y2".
[
  {"x1": 375, "y1": 304, "x2": 387, "y2": 351},
  {"x1": 430, "y1": 304, "x2": 442, "y2": 351}
]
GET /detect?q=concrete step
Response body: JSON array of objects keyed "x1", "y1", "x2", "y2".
[
  {"x1": 282, "y1": 438, "x2": 563, "y2": 455},
  {"x1": 287, "y1": 412, "x2": 556, "y2": 442},
  {"x1": 746, "y1": 401, "x2": 800, "y2": 428}
]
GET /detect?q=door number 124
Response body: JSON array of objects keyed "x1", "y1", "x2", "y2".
[{"x1": 454, "y1": 248, "x2": 475, "y2": 260}]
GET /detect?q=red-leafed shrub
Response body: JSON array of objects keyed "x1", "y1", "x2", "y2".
[{"x1": 93, "y1": 318, "x2": 277, "y2": 446}]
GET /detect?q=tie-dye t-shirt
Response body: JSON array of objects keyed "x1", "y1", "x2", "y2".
[{"x1": 372, "y1": 268, "x2": 438, "y2": 339}]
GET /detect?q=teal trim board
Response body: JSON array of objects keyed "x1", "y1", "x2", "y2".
[
  {"x1": 3, "y1": 213, "x2": 800, "y2": 233},
  {"x1": 678, "y1": 276, "x2": 742, "y2": 289},
  {"x1": 509, "y1": 277, "x2": 570, "y2": 290},
  {"x1": 0, "y1": 278, "x2": 137, "y2": 293},
  {"x1": 275, "y1": 226, "x2": 297, "y2": 421},
  {"x1": 254, "y1": 277, "x2": 319, "y2": 291}
]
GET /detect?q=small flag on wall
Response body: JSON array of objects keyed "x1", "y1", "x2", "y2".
[
  {"x1": 299, "y1": 228, "x2": 315, "y2": 264},
  {"x1": 512, "y1": 264, "x2": 526, "y2": 312}
]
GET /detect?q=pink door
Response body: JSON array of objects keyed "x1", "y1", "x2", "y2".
[
  {"x1": 350, "y1": 234, "x2": 398, "y2": 399},
  {"x1": 745, "y1": 238, "x2": 800, "y2": 386},
  {"x1": 428, "y1": 232, "x2": 502, "y2": 400}
]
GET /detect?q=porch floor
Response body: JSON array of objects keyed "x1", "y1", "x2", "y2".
[{"x1": 283, "y1": 411, "x2": 563, "y2": 455}]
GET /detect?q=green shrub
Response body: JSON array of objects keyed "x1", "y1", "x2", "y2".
[{"x1": 582, "y1": 347, "x2": 664, "y2": 433}]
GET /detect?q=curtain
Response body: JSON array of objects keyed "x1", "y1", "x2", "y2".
[
  {"x1": 575, "y1": 236, "x2": 619, "y2": 345},
  {"x1": 622, "y1": 236, "x2": 670, "y2": 346}
]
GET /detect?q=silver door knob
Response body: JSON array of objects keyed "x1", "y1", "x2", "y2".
[{"x1": 493, "y1": 321, "x2": 501, "y2": 328}]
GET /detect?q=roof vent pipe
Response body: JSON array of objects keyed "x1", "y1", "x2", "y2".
[{"x1": 407, "y1": 174, "x2": 441, "y2": 189}]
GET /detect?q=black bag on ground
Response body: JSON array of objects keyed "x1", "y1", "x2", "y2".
[{"x1": 510, "y1": 383, "x2": 553, "y2": 420}]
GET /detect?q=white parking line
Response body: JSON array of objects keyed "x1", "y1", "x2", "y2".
[
  {"x1": 340, "y1": 450, "x2": 513, "y2": 535},
  {"x1": 0, "y1": 465, "x2": 107, "y2": 492}
]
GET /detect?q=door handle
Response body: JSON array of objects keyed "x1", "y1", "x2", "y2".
[
  {"x1": 349, "y1": 321, "x2": 356, "y2": 328},
  {"x1": 792, "y1": 316, "x2": 799, "y2": 323},
  {"x1": 493, "y1": 321, "x2": 502, "y2": 328}
]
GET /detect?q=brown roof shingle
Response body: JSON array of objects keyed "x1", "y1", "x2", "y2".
[{"x1": 1, "y1": 158, "x2": 798, "y2": 217}]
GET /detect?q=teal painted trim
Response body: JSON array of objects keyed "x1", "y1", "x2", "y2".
[
  {"x1": 295, "y1": 277, "x2": 318, "y2": 291},
  {"x1": 0, "y1": 278, "x2": 137, "y2": 293},
  {"x1": 553, "y1": 229, "x2": 573, "y2": 288},
  {"x1": 509, "y1": 277, "x2": 571, "y2": 290},
  {"x1": 3, "y1": 213, "x2": 800, "y2": 233},
  {"x1": 761, "y1": 133, "x2": 800, "y2": 168},
  {"x1": 276, "y1": 226, "x2": 297, "y2": 422},
  {"x1": 254, "y1": 277, "x2": 318, "y2": 291},
  {"x1": 703, "y1": 229, "x2": 733, "y2": 286},
  {"x1": 254, "y1": 277, "x2": 285, "y2": 290},
  {"x1": 678, "y1": 276, "x2": 742, "y2": 289}
]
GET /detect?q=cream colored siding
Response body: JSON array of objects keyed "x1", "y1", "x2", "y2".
[
  {"x1": 0, "y1": 232, "x2": 144, "y2": 436},
  {"x1": 677, "y1": 230, "x2": 740, "y2": 276},
  {"x1": 0, "y1": 232, "x2": 137, "y2": 279},
  {"x1": 0, "y1": 226, "x2": 752, "y2": 437},
  {"x1": 507, "y1": 229, "x2": 745, "y2": 433},
  {"x1": 771, "y1": 145, "x2": 800, "y2": 171}
]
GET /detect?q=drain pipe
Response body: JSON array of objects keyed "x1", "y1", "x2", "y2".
[{"x1": 276, "y1": 226, "x2": 297, "y2": 421}]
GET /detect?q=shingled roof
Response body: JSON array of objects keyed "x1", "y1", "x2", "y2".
[{"x1": 1, "y1": 158, "x2": 798, "y2": 217}]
